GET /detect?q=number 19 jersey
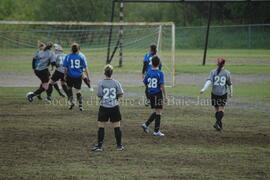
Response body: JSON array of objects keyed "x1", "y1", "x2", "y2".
[
  {"x1": 97, "y1": 79, "x2": 124, "y2": 108},
  {"x1": 63, "y1": 53, "x2": 87, "y2": 78},
  {"x1": 208, "y1": 69, "x2": 232, "y2": 96},
  {"x1": 143, "y1": 69, "x2": 165, "y2": 95}
]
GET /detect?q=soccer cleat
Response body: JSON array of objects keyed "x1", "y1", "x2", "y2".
[
  {"x1": 37, "y1": 95, "x2": 42, "y2": 100},
  {"x1": 69, "y1": 103, "x2": 75, "y2": 110},
  {"x1": 79, "y1": 105, "x2": 84, "y2": 111},
  {"x1": 141, "y1": 124, "x2": 149, "y2": 133},
  {"x1": 45, "y1": 96, "x2": 52, "y2": 102},
  {"x1": 153, "y1": 131, "x2": 165, "y2": 136},
  {"x1": 116, "y1": 145, "x2": 124, "y2": 151},
  {"x1": 213, "y1": 122, "x2": 222, "y2": 131},
  {"x1": 27, "y1": 93, "x2": 34, "y2": 102},
  {"x1": 91, "y1": 146, "x2": 103, "y2": 152}
]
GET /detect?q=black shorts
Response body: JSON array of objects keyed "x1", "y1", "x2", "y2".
[
  {"x1": 149, "y1": 91, "x2": 163, "y2": 109},
  {"x1": 211, "y1": 93, "x2": 227, "y2": 107},
  {"x1": 51, "y1": 70, "x2": 64, "y2": 82},
  {"x1": 35, "y1": 69, "x2": 50, "y2": 83},
  {"x1": 98, "y1": 106, "x2": 122, "y2": 122},
  {"x1": 66, "y1": 75, "x2": 82, "y2": 89}
]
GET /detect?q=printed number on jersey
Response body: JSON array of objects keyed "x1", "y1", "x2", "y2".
[
  {"x1": 70, "y1": 59, "x2": 80, "y2": 68},
  {"x1": 214, "y1": 76, "x2": 226, "y2": 86},
  {"x1": 147, "y1": 78, "x2": 158, "y2": 88},
  {"x1": 103, "y1": 88, "x2": 116, "y2": 99}
]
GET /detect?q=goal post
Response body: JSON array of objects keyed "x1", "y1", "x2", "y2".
[{"x1": 0, "y1": 21, "x2": 176, "y2": 87}]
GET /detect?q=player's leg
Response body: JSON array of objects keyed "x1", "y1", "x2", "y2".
[
  {"x1": 27, "y1": 69, "x2": 49, "y2": 102},
  {"x1": 216, "y1": 106, "x2": 225, "y2": 130},
  {"x1": 111, "y1": 106, "x2": 124, "y2": 150},
  {"x1": 46, "y1": 79, "x2": 55, "y2": 101},
  {"x1": 65, "y1": 76, "x2": 74, "y2": 109},
  {"x1": 91, "y1": 107, "x2": 109, "y2": 152},
  {"x1": 152, "y1": 92, "x2": 165, "y2": 136},
  {"x1": 74, "y1": 77, "x2": 83, "y2": 111},
  {"x1": 61, "y1": 80, "x2": 69, "y2": 97}
]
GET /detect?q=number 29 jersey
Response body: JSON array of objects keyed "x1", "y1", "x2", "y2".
[
  {"x1": 63, "y1": 53, "x2": 87, "y2": 78},
  {"x1": 97, "y1": 79, "x2": 124, "y2": 108},
  {"x1": 208, "y1": 69, "x2": 232, "y2": 96},
  {"x1": 143, "y1": 69, "x2": 165, "y2": 95}
]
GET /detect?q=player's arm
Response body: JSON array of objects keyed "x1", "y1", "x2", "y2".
[
  {"x1": 116, "y1": 81, "x2": 124, "y2": 99},
  {"x1": 227, "y1": 72, "x2": 233, "y2": 98},
  {"x1": 63, "y1": 56, "x2": 68, "y2": 80},
  {"x1": 50, "y1": 53, "x2": 57, "y2": 71},
  {"x1": 97, "y1": 82, "x2": 103, "y2": 99},
  {"x1": 160, "y1": 84, "x2": 167, "y2": 103},
  {"x1": 200, "y1": 71, "x2": 213, "y2": 94},
  {"x1": 142, "y1": 54, "x2": 148, "y2": 79},
  {"x1": 32, "y1": 58, "x2": 36, "y2": 70}
]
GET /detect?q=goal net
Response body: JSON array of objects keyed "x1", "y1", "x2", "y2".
[{"x1": 0, "y1": 21, "x2": 175, "y2": 87}]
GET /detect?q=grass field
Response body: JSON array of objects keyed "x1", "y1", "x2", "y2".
[
  {"x1": 0, "y1": 87, "x2": 269, "y2": 179},
  {"x1": 0, "y1": 48, "x2": 270, "y2": 179}
]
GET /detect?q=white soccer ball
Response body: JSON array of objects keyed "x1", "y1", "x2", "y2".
[{"x1": 26, "y1": 92, "x2": 33, "y2": 98}]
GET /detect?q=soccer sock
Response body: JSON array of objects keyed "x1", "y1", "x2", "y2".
[
  {"x1": 114, "y1": 127, "x2": 122, "y2": 147},
  {"x1": 145, "y1": 112, "x2": 156, "y2": 126},
  {"x1": 76, "y1": 93, "x2": 82, "y2": 105},
  {"x1": 98, "y1": 127, "x2": 105, "y2": 147},
  {"x1": 46, "y1": 84, "x2": 53, "y2": 97},
  {"x1": 53, "y1": 83, "x2": 61, "y2": 95},
  {"x1": 83, "y1": 77, "x2": 91, "y2": 88},
  {"x1": 217, "y1": 111, "x2": 224, "y2": 128},
  {"x1": 154, "y1": 114, "x2": 161, "y2": 132},
  {"x1": 67, "y1": 88, "x2": 73, "y2": 103},
  {"x1": 62, "y1": 84, "x2": 69, "y2": 96},
  {"x1": 33, "y1": 85, "x2": 45, "y2": 97}
]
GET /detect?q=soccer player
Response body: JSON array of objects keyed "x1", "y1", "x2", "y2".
[
  {"x1": 142, "y1": 44, "x2": 162, "y2": 106},
  {"x1": 200, "y1": 58, "x2": 233, "y2": 131},
  {"x1": 63, "y1": 43, "x2": 90, "y2": 111},
  {"x1": 91, "y1": 65, "x2": 124, "y2": 152},
  {"x1": 27, "y1": 42, "x2": 55, "y2": 102},
  {"x1": 141, "y1": 56, "x2": 167, "y2": 136},
  {"x1": 46, "y1": 44, "x2": 68, "y2": 99},
  {"x1": 32, "y1": 42, "x2": 45, "y2": 100}
]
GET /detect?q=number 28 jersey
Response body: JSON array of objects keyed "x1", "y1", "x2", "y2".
[
  {"x1": 63, "y1": 53, "x2": 87, "y2": 78},
  {"x1": 208, "y1": 69, "x2": 232, "y2": 96},
  {"x1": 143, "y1": 69, "x2": 165, "y2": 95},
  {"x1": 97, "y1": 79, "x2": 124, "y2": 108}
]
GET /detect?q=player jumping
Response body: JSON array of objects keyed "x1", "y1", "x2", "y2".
[
  {"x1": 63, "y1": 43, "x2": 90, "y2": 111},
  {"x1": 200, "y1": 58, "x2": 233, "y2": 131},
  {"x1": 27, "y1": 42, "x2": 55, "y2": 102},
  {"x1": 46, "y1": 44, "x2": 68, "y2": 99},
  {"x1": 141, "y1": 56, "x2": 167, "y2": 136},
  {"x1": 142, "y1": 44, "x2": 162, "y2": 106},
  {"x1": 91, "y1": 65, "x2": 124, "y2": 152}
]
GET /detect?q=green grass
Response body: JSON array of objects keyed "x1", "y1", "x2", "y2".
[
  {"x1": 0, "y1": 87, "x2": 269, "y2": 179},
  {"x1": 1, "y1": 48, "x2": 270, "y2": 74}
]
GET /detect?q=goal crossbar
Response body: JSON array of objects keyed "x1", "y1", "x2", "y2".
[{"x1": 0, "y1": 21, "x2": 174, "y2": 27}]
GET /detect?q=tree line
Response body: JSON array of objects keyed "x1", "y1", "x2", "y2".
[{"x1": 1, "y1": 0, "x2": 269, "y2": 25}]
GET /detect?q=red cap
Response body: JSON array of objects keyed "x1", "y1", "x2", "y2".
[{"x1": 216, "y1": 57, "x2": 226, "y2": 64}]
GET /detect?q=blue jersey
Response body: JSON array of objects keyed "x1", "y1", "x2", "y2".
[
  {"x1": 143, "y1": 69, "x2": 165, "y2": 94},
  {"x1": 63, "y1": 53, "x2": 87, "y2": 78},
  {"x1": 143, "y1": 53, "x2": 162, "y2": 72}
]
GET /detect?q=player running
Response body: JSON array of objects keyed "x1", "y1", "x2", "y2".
[
  {"x1": 141, "y1": 56, "x2": 167, "y2": 136},
  {"x1": 27, "y1": 42, "x2": 55, "y2": 102},
  {"x1": 32, "y1": 42, "x2": 45, "y2": 100},
  {"x1": 200, "y1": 58, "x2": 233, "y2": 131},
  {"x1": 63, "y1": 43, "x2": 90, "y2": 111},
  {"x1": 91, "y1": 65, "x2": 124, "y2": 152},
  {"x1": 46, "y1": 44, "x2": 68, "y2": 99},
  {"x1": 142, "y1": 44, "x2": 162, "y2": 106}
]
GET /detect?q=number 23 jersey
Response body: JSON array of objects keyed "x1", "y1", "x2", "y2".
[
  {"x1": 143, "y1": 69, "x2": 165, "y2": 95},
  {"x1": 208, "y1": 69, "x2": 232, "y2": 96},
  {"x1": 97, "y1": 79, "x2": 124, "y2": 108}
]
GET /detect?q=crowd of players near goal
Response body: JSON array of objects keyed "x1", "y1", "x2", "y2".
[{"x1": 26, "y1": 42, "x2": 233, "y2": 152}]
